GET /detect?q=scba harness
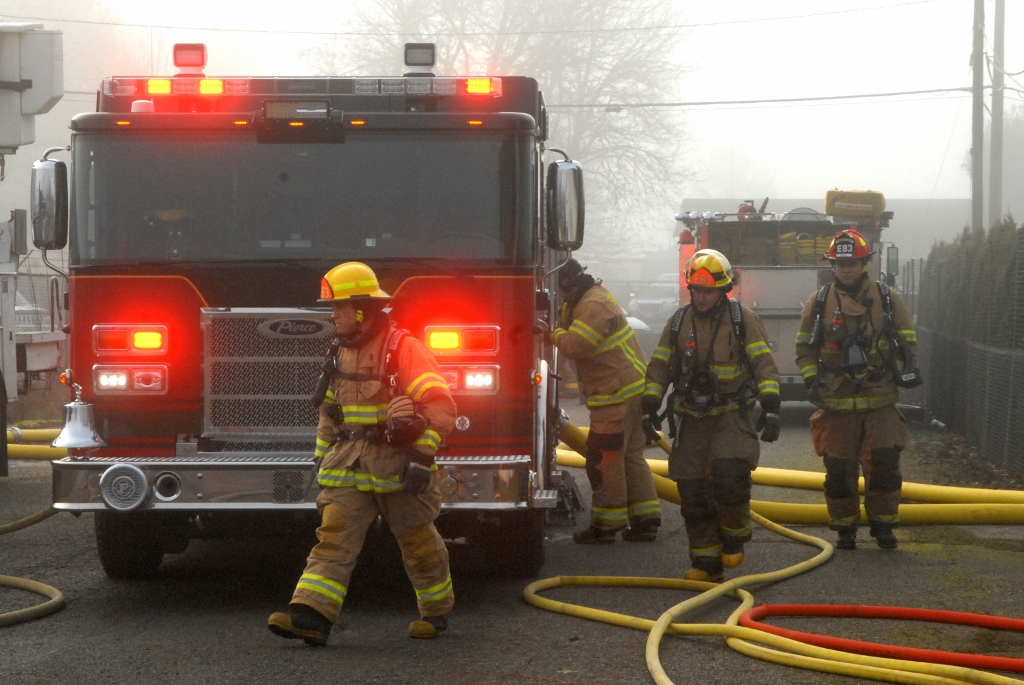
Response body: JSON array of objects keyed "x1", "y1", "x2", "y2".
[
  {"x1": 311, "y1": 327, "x2": 413, "y2": 443},
  {"x1": 648, "y1": 298, "x2": 755, "y2": 439},
  {"x1": 807, "y1": 281, "x2": 921, "y2": 390}
]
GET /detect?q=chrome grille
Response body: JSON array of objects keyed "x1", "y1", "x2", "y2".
[{"x1": 203, "y1": 308, "x2": 333, "y2": 440}]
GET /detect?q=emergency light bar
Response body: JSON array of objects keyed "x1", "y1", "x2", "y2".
[
  {"x1": 105, "y1": 77, "x2": 503, "y2": 100},
  {"x1": 404, "y1": 43, "x2": 436, "y2": 68},
  {"x1": 173, "y1": 43, "x2": 207, "y2": 69}
]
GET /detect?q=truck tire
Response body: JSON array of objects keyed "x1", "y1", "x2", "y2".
[
  {"x1": 480, "y1": 510, "x2": 545, "y2": 579},
  {"x1": 94, "y1": 511, "x2": 166, "y2": 579}
]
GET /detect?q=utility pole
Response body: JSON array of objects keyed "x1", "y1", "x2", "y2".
[
  {"x1": 971, "y1": 0, "x2": 985, "y2": 230},
  {"x1": 989, "y1": 0, "x2": 1005, "y2": 226}
]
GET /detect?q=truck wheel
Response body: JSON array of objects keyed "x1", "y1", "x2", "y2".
[
  {"x1": 94, "y1": 511, "x2": 166, "y2": 579},
  {"x1": 480, "y1": 510, "x2": 545, "y2": 579}
]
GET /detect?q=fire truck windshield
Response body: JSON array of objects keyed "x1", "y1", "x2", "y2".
[{"x1": 71, "y1": 131, "x2": 532, "y2": 266}]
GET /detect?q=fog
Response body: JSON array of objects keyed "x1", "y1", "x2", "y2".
[{"x1": 2, "y1": 0, "x2": 1021, "y2": 265}]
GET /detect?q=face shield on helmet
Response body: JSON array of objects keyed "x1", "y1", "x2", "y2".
[
  {"x1": 684, "y1": 249, "x2": 734, "y2": 291},
  {"x1": 318, "y1": 262, "x2": 392, "y2": 304}
]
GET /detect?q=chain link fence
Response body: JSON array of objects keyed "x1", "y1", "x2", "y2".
[{"x1": 913, "y1": 221, "x2": 1024, "y2": 475}]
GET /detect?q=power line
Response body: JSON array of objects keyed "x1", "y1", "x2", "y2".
[
  {"x1": 547, "y1": 87, "x2": 970, "y2": 110},
  {"x1": 0, "y1": 1, "x2": 941, "y2": 37}
]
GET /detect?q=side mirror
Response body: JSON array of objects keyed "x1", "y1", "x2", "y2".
[
  {"x1": 546, "y1": 159, "x2": 584, "y2": 251},
  {"x1": 30, "y1": 158, "x2": 69, "y2": 250},
  {"x1": 886, "y1": 245, "x2": 899, "y2": 277}
]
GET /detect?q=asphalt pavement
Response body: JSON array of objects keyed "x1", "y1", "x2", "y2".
[{"x1": 2, "y1": 401, "x2": 1024, "y2": 684}]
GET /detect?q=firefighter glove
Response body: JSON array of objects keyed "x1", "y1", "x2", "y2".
[
  {"x1": 640, "y1": 394, "x2": 663, "y2": 416},
  {"x1": 755, "y1": 395, "x2": 781, "y2": 443},
  {"x1": 386, "y1": 396, "x2": 427, "y2": 446}
]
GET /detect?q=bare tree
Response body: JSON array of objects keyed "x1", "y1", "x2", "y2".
[{"x1": 301, "y1": 0, "x2": 690, "y2": 257}]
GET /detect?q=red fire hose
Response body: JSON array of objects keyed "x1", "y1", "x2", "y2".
[{"x1": 740, "y1": 603, "x2": 1024, "y2": 672}]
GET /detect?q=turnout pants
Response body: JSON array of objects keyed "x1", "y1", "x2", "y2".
[
  {"x1": 586, "y1": 395, "x2": 661, "y2": 532},
  {"x1": 290, "y1": 477, "x2": 453, "y2": 623},
  {"x1": 810, "y1": 404, "x2": 908, "y2": 530},
  {"x1": 669, "y1": 410, "x2": 759, "y2": 569}
]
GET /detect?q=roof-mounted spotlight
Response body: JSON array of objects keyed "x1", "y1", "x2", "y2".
[{"x1": 404, "y1": 42, "x2": 436, "y2": 77}]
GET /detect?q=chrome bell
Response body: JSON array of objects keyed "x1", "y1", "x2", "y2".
[{"x1": 52, "y1": 383, "x2": 107, "y2": 451}]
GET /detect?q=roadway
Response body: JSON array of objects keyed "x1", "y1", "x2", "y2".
[{"x1": 2, "y1": 401, "x2": 1024, "y2": 684}]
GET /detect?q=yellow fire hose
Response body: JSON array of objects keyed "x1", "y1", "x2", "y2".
[
  {"x1": 528, "y1": 421, "x2": 1024, "y2": 685},
  {"x1": 1, "y1": 428, "x2": 66, "y2": 626}
]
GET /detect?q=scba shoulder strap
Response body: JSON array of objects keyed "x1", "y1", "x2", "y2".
[{"x1": 384, "y1": 328, "x2": 410, "y2": 395}]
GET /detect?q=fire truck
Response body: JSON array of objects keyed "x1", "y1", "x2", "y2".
[
  {"x1": 30, "y1": 43, "x2": 585, "y2": 579},
  {"x1": 676, "y1": 191, "x2": 898, "y2": 401}
]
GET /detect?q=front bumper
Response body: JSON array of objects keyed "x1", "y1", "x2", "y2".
[{"x1": 51, "y1": 452, "x2": 557, "y2": 512}]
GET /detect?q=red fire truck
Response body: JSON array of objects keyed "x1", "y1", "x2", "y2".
[{"x1": 30, "y1": 43, "x2": 584, "y2": 579}]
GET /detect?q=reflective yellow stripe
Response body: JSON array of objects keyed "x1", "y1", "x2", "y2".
[
  {"x1": 332, "y1": 278, "x2": 378, "y2": 295},
  {"x1": 817, "y1": 391, "x2": 899, "y2": 412},
  {"x1": 898, "y1": 330, "x2": 916, "y2": 342},
  {"x1": 800, "y1": 365, "x2": 817, "y2": 379},
  {"x1": 568, "y1": 320, "x2": 602, "y2": 346},
  {"x1": 592, "y1": 506, "x2": 628, "y2": 523},
  {"x1": 644, "y1": 382, "x2": 664, "y2": 397},
  {"x1": 551, "y1": 328, "x2": 568, "y2": 343},
  {"x1": 745, "y1": 340, "x2": 771, "y2": 360},
  {"x1": 619, "y1": 338, "x2": 648, "y2": 376},
  {"x1": 589, "y1": 323, "x2": 632, "y2": 357},
  {"x1": 315, "y1": 437, "x2": 332, "y2": 458},
  {"x1": 628, "y1": 499, "x2": 661, "y2": 517},
  {"x1": 690, "y1": 544, "x2": 722, "y2": 558},
  {"x1": 831, "y1": 514, "x2": 859, "y2": 527},
  {"x1": 758, "y1": 379, "x2": 780, "y2": 395},
  {"x1": 872, "y1": 513, "x2": 900, "y2": 524},
  {"x1": 416, "y1": 575, "x2": 453, "y2": 604},
  {"x1": 651, "y1": 346, "x2": 671, "y2": 363},
  {"x1": 407, "y1": 372, "x2": 448, "y2": 400},
  {"x1": 586, "y1": 378, "x2": 645, "y2": 407},
  {"x1": 317, "y1": 468, "x2": 403, "y2": 492},
  {"x1": 413, "y1": 430, "x2": 441, "y2": 451},
  {"x1": 722, "y1": 523, "x2": 752, "y2": 537},
  {"x1": 296, "y1": 573, "x2": 347, "y2": 605},
  {"x1": 710, "y1": 363, "x2": 747, "y2": 381},
  {"x1": 325, "y1": 388, "x2": 337, "y2": 402},
  {"x1": 340, "y1": 404, "x2": 388, "y2": 424},
  {"x1": 795, "y1": 331, "x2": 812, "y2": 344}
]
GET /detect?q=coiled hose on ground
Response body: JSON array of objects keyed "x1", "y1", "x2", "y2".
[
  {"x1": 528, "y1": 422, "x2": 1024, "y2": 685},
  {"x1": 0, "y1": 428, "x2": 65, "y2": 626}
]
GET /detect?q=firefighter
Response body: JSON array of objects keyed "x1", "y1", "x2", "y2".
[
  {"x1": 795, "y1": 229, "x2": 918, "y2": 551},
  {"x1": 268, "y1": 262, "x2": 457, "y2": 646},
  {"x1": 643, "y1": 249, "x2": 781, "y2": 582},
  {"x1": 542, "y1": 258, "x2": 661, "y2": 543}
]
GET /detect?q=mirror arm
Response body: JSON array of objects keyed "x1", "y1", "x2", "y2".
[
  {"x1": 40, "y1": 146, "x2": 69, "y2": 162},
  {"x1": 41, "y1": 248, "x2": 68, "y2": 279},
  {"x1": 545, "y1": 147, "x2": 572, "y2": 162},
  {"x1": 543, "y1": 253, "x2": 573, "y2": 281}
]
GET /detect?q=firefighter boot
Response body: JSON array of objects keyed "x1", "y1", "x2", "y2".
[
  {"x1": 836, "y1": 527, "x2": 857, "y2": 550},
  {"x1": 573, "y1": 525, "x2": 617, "y2": 544},
  {"x1": 268, "y1": 603, "x2": 332, "y2": 647},
  {"x1": 409, "y1": 613, "x2": 449, "y2": 639},
  {"x1": 621, "y1": 518, "x2": 660, "y2": 542},
  {"x1": 870, "y1": 524, "x2": 898, "y2": 550},
  {"x1": 683, "y1": 557, "x2": 724, "y2": 583},
  {"x1": 721, "y1": 540, "x2": 744, "y2": 569}
]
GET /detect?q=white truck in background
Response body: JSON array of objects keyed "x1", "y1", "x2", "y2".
[{"x1": 676, "y1": 191, "x2": 898, "y2": 402}]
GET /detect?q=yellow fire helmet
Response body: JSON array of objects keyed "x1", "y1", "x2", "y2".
[
  {"x1": 685, "y1": 249, "x2": 734, "y2": 290},
  {"x1": 318, "y1": 261, "x2": 392, "y2": 303}
]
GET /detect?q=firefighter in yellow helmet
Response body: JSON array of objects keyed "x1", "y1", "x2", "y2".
[
  {"x1": 268, "y1": 262, "x2": 457, "y2": 646},
  {"x1": 541, "y1": 258, "x2": 661, "y2": 543},
  {"x1": 795, "y1": 229, "x2": 920, "y2": 551},
  {"x1": 643, "y1": 249, "x2": 781, "y2": 582}
]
